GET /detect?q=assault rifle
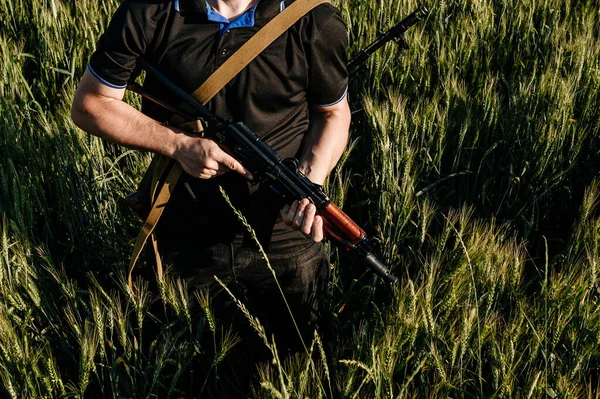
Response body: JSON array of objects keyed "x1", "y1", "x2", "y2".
[
  {"x1": 129, "y1": 60, "x2": 398, "y2": 284},
  {"x1": 127, "y1": 7, "x2": 428, "y2": 285}
]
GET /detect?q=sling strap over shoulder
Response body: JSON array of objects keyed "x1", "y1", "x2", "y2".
[{"x1": 128, "y1": 0, "x2": 330, "y2": 288}]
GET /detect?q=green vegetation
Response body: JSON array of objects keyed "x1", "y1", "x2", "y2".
[{"x1": 1, "y1": 0, "x2": 599, "y2": 397}]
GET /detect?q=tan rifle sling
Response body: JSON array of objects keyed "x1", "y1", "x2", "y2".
[{"x1": 128, "y1": 0, "x2": 330, "y2": 288}]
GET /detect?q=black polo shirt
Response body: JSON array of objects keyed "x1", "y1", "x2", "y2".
[{"x1": 88, "y1": 0, "x2": 348, "y2": 250}]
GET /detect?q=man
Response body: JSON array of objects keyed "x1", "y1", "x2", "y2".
[{"x1": 72, "y1": 0, "x2": 350, "y2": 354}]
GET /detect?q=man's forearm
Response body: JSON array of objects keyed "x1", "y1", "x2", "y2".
[
  {"x1": 71, "y1": 69, "x2": 180, "y2": 158},
  {"x1": 71, "y1": 92, "x2": 180, "y2": 158},
  {"x1": 298, "y1": 99, "x2": 351, "y2": 185}
]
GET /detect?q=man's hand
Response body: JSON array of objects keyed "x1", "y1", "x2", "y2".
[
  {"x1": 280, "y1": 199, "x2": 324, "y2": 242},
  {"x1": 279, "y1": 94, "x2": 350, "y2": 243},
  {"x1": 72, "y1": 68, "x2": 252, "y2": 181},
  {"x1": 173, "y1": 133, "x2": 253, "y2": 180}
]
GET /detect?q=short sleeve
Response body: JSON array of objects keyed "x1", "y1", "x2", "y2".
[
  {"x1": 88, "y1": 1, "x2": 153, "y2": 88},
  {"x1": 306, "y1": 8, "x2": 348, "y2": 106}
]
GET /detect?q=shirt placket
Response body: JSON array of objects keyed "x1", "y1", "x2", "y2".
[{"x1": 215, "y1": 29, "x2": 233, "y2": 68}]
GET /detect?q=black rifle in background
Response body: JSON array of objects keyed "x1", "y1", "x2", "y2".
[{"x1": 348, "y1": 6, "x2": 428, "y2": 77}]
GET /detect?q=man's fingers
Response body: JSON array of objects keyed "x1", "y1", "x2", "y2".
[
  {"x1": 180, "y1": 139, "x2": 253, "y2": 180},
  {"x1": 215, "y1": 163, "x2": 232, "y2": 173},
  {"x1": 292, "y1": 199, "x2": 309, "y2": 228},
  {"x1": 282, "y1": 200, "x2": 299, "y2": 225},
  {"x1": 201, "y1": 167, "x2": 219, "y2": 176},
  {"x1": 311, "y1": 215, "x2": 324, "y2": 242},
  {"x1": 301, "y1": 204, "x2": 317, "y2": 235},
  {"x1": 214, "y1": 151, "x2": 254, "y2": 180},
  {"x1": 281, "y1": 200, "x2": 324, "y2": 242}
]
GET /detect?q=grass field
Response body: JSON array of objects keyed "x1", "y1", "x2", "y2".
[{"x1": 1, "y1": 0, "x2": 600, "y2": 397}]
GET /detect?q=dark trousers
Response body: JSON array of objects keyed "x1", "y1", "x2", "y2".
[{"x1": 163, "y1": 236, "x2": 331, "y2": 354}]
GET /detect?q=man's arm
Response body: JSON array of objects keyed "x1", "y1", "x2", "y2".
[
  {"x1": 280, "y1": 96, "x2": 351, "y2": 242},
  {"x1": 71, "y1": 69, "x2": 252, "y2": 180},
  {"x1": 299, "y1": 97, "x2": 352, "y2": 185}
]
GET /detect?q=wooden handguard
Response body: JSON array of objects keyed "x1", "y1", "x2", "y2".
[{"x1": 319, "y1": 202, "x2": 366, "y2": 245}]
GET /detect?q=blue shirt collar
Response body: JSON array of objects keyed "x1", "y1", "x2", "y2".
[
  {"x1": 176, "y1": 0, "x2": 285, "y2": 19},
  {"x1": 204, "y1": 1, "x2": 258, "y2": 37}
]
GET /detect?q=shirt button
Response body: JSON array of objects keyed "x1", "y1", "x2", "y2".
[{"x1": 221, "y1": 48, "x2": 228, "y2": 56}]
